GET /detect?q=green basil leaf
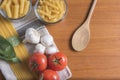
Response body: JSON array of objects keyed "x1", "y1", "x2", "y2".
[
  {"x1": 0, "y1": 55, "x2": 21, "y2": 63},
  {"x1": 0, "y1": 36, "x2": 15, "y2": 58},
  {"x1": 0, "y1": 35, "x2": 21, "y2": 63},
  {"x1": 7, "y1": 36, "x2": 20, "y2": 47},
  {"x1": 10, "y1": 57, "x2": 21, "y2": 63}
]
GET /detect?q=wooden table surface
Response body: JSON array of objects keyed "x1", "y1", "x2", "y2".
[
  {"x1": 47, "y1": 0, "x2": 120, "y2": 79},
  {"x1": 1, "y1": 0, "x2": 120, "y2": 80}
]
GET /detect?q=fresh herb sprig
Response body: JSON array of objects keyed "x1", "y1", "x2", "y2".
[{"x1": 0, "y1": 35, "x2": 20, "y2": 63}]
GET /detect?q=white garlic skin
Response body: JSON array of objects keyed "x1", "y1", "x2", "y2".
[
  {"x1": 45, "y1": 45, "x2": 58, "y2": 55},
  {"x1": 23, "y1": 28, "x2": 40, "y2": 44},
  {"x1": 41, "y1": 34, "x2": 53, "y2": 47},
  {"x1": 34, "y1": 43, "x2": 46, "y2": 54}
]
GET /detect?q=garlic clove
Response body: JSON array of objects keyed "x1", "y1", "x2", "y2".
[
  {"x1": 41, "y1": 34, "x2": 53, "y2": 47},
  {"x1": 45, "y1": 45, "x2": 58, "y2": 55},
  {"x1": 34, "y1": 43, "x2": 46, "y2": 54}
]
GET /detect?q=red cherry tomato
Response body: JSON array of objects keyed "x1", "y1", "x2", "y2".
[
  {"x1": 29, "y1": 52, "x2": 47, "y2": 73},
  {"x1": 48, "y1": 52, "x2": 67, "y2": 71},
  {"x1": 39, "y1": 69, "x2": 60, "y2": 80}
]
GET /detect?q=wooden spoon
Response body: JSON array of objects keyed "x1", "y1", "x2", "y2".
[{"x1": 72, "y1": 0, "x2": 97, "y2": 51}]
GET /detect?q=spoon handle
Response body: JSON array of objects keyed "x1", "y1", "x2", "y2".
[{"x1": 87, "y1": 0, "x2": 97, "y2": 22}]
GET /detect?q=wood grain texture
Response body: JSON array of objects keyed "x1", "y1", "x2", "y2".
[
  {"x1": 0, "y1": 0, "x2": 120, "y2": 80},
  {"x1": 47, "y1": 0, "x2": 120, "y2": 79}
]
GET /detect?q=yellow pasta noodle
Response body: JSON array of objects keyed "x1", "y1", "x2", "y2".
[
  {"x1": 51, "y1": 10, "x2": 60, "y2": 14},
  {"x1": 0, "y1": 0, "x2": 30, "y2": 19},
  {"x1": 0, "y1": 15, "x2": 37, "y2": 80},
  {"x1": 0, "y1": 0, "x2": 8, "y2": 9},
  {"x1": 39, "y1": 9, "x2": 51, "y2": 18},
  {"x1": 45, "y1": 5, "x2": 49, "y2": 13},
  {"x1": 0, "y1": 19, "x2": 8, "y2": 38},
  {"x1": 12, "y1": 0, "x2": 19, "y2": 5},
  {"x1": 5, "y1": 0, "x2": 12, "y2": 18},
  {"x1": 20, "y1": 0, "x2": 25, "y2": 15},
  {"x1": 60, "y1": 1, "x2": 65, "y2": 12},
  {"x1": 13, "y1": 5, "x2": 19, "y2": 19},
  {"x1": 37, "y1": 0, "x2": 66, "y2": 22},
  {"x1": 56, "y1": 1, "x2": 62, "y2": 12},
  {"x1": 45, "y1": 1, "x2": 58, "y2": 10},
  {"x1": 23, "y1": 1, "x2": 30, "y2": 16}
]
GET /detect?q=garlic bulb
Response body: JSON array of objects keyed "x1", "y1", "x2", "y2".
[
  {"x1": 41, "y1": 34, "x2": 53, "y2": 47},
  {"x1": 23, "y1": 28, "x2": 40, "y2": 44},
  {"x1": 45, "y1": 45, "x2": 58, "y2": 55},
  {"x1": 34, "y1": 43, "x2": 46, "y2": 54}
]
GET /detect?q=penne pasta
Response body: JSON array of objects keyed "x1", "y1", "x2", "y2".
[
  {"x1": 23, "y1": 1, "x2": 30, "y2": 16},
  {"x1": 60, "y1": 1, "x2": 65, "y2": 12},
  {"x1": 37, "y1": 0, "x2": 66, "y2": 22},
  {"x1": 5, "y1": 0, "x2": 12, "y2": 18},
  {"x1": 12, "y1": 0, "x2": 19, "y2": 5},
  {"x1": 45, "y1": 1, "x2": 58, "y2": 10},
  {"x1": 56, "y1": 1, "x2": 62, "y2": 12},
  {"x1": 48, "y1": 0, "x2": 52, "y2": 2},
  {"x1": 45, "y1": 5, "x2": 49, "y2": 13},
  {"x1": 0, "y1": 0, "x2": 8, "y2": 9},
  {"x1": 1, "y1": 0, "x2": 30, "y2": 19},
  {"x1": 13, "y1": 5, "x2": 19, "y2": 19},
  {"x1": 39, "y1": 10, "x2": 50, "y2": 18},
  {"x1": 20, "y1": 0, "x2": 25, "y2": 15},
  {"x1": 51, "y1": 10, "x2": 60, "y2": 14}
]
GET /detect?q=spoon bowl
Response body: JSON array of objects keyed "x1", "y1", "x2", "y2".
[
  {"x1": 72, "y1": 26, "x2": 90, "y2": 51},
  {"x1": 72, "y1": 0, "x2": 97, "y2": 51}
]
